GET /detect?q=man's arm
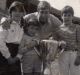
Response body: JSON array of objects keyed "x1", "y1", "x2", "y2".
[
  {"x1": 50, "y1": 14, "x2": 62, "y2": 27},
  {"x1": 49, "y1": 14, "x2": 62, "y2": 40}
]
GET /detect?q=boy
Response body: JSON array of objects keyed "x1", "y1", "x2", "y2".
[
  {"x1": 16, "y1": 18, "x2": 42, "y2": 75},
  {"x1": 55, "y1": 6, "x2": 80, "y2": 75}
]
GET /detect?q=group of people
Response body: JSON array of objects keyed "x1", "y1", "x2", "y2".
[{"x1": 0, "y1": 0, "x2": 80, "y2": 75}]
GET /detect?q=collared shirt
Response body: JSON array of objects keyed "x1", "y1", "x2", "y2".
[
  {"x1": 24, "y1": 12, "x2": 62, "y2": 39},
  {"x1": 0, "y1": 26, "x2": 10, "y2": 59},
  {"x1": 6, "y1": 21, "x2": 23, "y2": 44}
]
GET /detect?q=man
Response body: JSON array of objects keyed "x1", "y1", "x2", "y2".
[
  {"x1": 55, "y1": 6, "x2": 80, "y2": 75},
  {"x1": 23, "y1": 1, "x2": 62, "y2": 75}
]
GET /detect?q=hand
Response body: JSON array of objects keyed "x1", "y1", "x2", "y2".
[
  {"x1": 59, "y1": 41, "x2": 66, "y2": 49},
  {"x1": 1, "y1": 17, "x2": 12, "y2": 25},
  {"x1": 8, "y1": 57, "x2": 19, "y2": 64},
  {"x1": 28, "y1": 39, "x2": 39, "y2": 48},
  {"x1": 74, "y1": 56, "x2": 80, "y2": 66},
  {"x1": 7, "y1": 57, "x2": 15, "y2": 64},
  {"x1": 32, "y1": 39, "x2": 40, "y2": 45},
  {"x1": 13, "y1": 57, "x2": 20, "y2": 62}
]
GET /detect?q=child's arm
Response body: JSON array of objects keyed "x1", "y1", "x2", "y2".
[{"x1": 16, "y1": 35, "x2": 27, "y2": 60}]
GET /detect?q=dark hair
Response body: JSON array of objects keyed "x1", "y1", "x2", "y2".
[
  {"x1": 8, "y1": 1, "x2": 25, "y2": 14},
  {"x1": 61, "y1": 6, "x2": 74, "y2": 16},
  {"x1": 23, "y1": 18, "x2": 40, "y2": 34}
]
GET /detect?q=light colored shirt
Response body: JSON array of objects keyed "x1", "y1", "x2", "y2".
[
  {"x1": 6, "y1": 21, "x2": 23, "y2": 44},
  {"x1": 0, "y1": 26, "x2": 10, "y2": 59}
]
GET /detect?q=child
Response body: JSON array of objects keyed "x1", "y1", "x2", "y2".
[
  {"x1": 1, "y1": 1, "x2": 26, "y2": 75},
  {"x1": 16, "y1": 18, "x2": 42, "y2": 75},
  {"x1": 55, "y1": 6, "x2": 80, "y2": 75}
]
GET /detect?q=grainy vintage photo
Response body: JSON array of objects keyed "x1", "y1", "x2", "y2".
[{"x1": 0, "y1": 0, "x2": 80, "y2": 75}]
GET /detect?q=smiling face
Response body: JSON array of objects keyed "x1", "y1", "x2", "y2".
[
  {"x1": 9, "y1": 2, "x2": 25, "y2": 22},
  {"x1": 62, "y1": 12, "x2": 73, "y2": 24},
  {"x1": 27, "y1": 25, "x2": 39, "y2": 36},
  {"x1": 38, "y1": 8, "x2": 49, "y2": 24},
  {"x1": 11, "y1": 11, "x2": 24, "y2": 22}
]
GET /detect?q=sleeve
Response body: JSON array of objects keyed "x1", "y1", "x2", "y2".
[
  {"x1": 51, "y1": 14, "x2": 62, "y2": 32},
  {"x1": 50, "y1": 14, "x2": 62, "y2": 27},
  {"x1": 18, "y1": 35, "x2": 28, "y2": 55},
  {"x1": 0, "y1": 44, "x2": 10, "y2": 59}
]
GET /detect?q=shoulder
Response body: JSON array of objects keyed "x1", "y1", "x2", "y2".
[
  {"x1": 49, "y1": 14, "x2": 62, "y2": 25},
  {"x1": 23, "y1": 12, "x2": 38, "y2": 21},
  {"x1": 49, "y1": 14, "x2": 61, "y2": 22},
  {"x1": 49, "y1": 14, "x2": 58, "y2": 19}
]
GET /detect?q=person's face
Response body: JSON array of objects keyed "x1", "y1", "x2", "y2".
[
  {"x1": 28, "y1": 25, "x2": 39, "y2": 36},
  {"x1": 38, "y1": 8, "x2": 49, "y2": 24},
  {"x1": 62, "y1": 13, "x2": 73, "y2": 24},
  {"x1": 11, "y1": 11, "x2": 24, "y2": 22}
]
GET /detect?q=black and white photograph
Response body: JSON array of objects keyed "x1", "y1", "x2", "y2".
[{"x1": 0, "y1": 0, "x2": 80, "y2": 75}]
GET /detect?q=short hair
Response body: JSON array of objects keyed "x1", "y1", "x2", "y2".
[
  {"x1": 61, "y1": 6, "x2": 74, "y2": 16},
  {"x1": 37, "y1": 1, "x2": 50, "y2": 11},
  {"x1": 23, "y1": 18, "x2": 40, "y2": 34},
  {"x1": 8, "y1": 1, "x2": 25, "y2": 14}
]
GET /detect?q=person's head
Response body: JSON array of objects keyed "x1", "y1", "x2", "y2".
[
  {"x1": 9, "y1": 1, "x2": 26, "y2": 22},
  {"x1": 61, "y1": 6, "x2": 74, "y2": 24},
  {"x1": 24, "y1": 19, "x2": 39, "y2": 36},
  {"x1": 37, "y1": 1, "x2": 50, "y2": 24}
]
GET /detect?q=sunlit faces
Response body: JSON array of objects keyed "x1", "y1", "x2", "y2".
[
  {"x1": 27, "y1": 25, "x2": 39, "y2": 36},
  {"x1": 62, "y1": 13, "x2": 73, "y2": 24},
  {"x1": 38, "y1": 8, "x2": 49, "y2": 24},
  {"x1": 11, "y1": 11, "x2": 24, "y2": 22}
]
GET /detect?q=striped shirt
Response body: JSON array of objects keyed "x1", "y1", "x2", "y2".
[{"x1": 55, "y1": 24, "x2": 80, "y2": 51}]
